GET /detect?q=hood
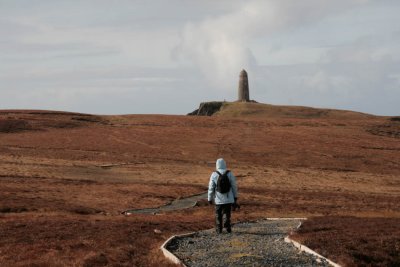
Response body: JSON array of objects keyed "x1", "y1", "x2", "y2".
[{"x1": 216, "y1": 158, "x2": 227, "y2": 173}]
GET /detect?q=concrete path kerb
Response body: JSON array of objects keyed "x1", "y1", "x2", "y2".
[
  {"x1": 161, "y1": 232, "x2": 195, "y2": 267},
  {"x1": 123, "y1": 193, "x2": 341, "y2": 266},
  {"x1": 161, "y1": 218, "x2": 342, "y2": 267}
]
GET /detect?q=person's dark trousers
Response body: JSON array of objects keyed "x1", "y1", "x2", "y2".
[{"x1": 215, "y1": 203, "x2": 232, "y2": 233}]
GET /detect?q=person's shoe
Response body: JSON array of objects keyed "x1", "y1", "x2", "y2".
[
  {"x1": 216, "y1": 225, "x2": 222, "y2": 234},
  {"x1": 227, "y1": 227, "x2": 232, "y2": 233}
]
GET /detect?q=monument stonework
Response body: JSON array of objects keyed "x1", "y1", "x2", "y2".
[
  {"x1": 188, "y1": 69, "x2": 252, "y2": 116},
  {"x1": 238, "y1": 69, "x2": 250, "y2": 102}
]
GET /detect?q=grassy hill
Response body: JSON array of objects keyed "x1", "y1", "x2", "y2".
[{"x1": 215, "y1": 101, "x2": 375, "y2": 119}]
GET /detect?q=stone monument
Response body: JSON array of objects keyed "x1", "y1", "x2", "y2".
[{"x1": 238, "y1": 69, "x2": 250, "y2": 102}]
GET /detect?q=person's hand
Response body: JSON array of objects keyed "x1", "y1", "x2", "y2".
[
  {"x1": 232, "y1": 202, "x2": 240, "y2": 211},
  {"x1": 208, "y1": 200, "x2": 212, "y2": 205}
]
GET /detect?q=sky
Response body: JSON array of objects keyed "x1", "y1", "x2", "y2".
[{"x1": 0, "y1": 0, "x2": 399, "y2": 115}]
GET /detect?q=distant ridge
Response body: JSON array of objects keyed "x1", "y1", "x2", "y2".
[
  {"x1": 188, "y1": 101, "x2": 376, "y2": 119},
  {"x1": 0, "y1": 110, "x2": 104, "y2": 133},
  {"x1": 0, "y1": 109, "x2": 90, "y2": 116}
]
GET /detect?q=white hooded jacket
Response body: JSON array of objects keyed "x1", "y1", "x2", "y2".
[{"x1": 208, "y1": 158, "x2": 238, "y2": 205}]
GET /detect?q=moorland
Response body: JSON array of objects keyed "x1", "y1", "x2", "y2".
[{"x1": 0, "y1": 102, "x2": 399, "y2": 266}]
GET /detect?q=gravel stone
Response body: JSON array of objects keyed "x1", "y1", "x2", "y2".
[{"x1": 167, "y1": 219, "x2": 330, "y2": 267}]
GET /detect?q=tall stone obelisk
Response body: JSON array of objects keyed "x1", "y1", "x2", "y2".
[{"x1": 238, "y1": 69, "x2": 250, "y2": 102}]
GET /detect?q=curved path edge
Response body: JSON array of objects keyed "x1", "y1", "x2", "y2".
[
  {"x1": 161, "y1": 218, "x2": 342, "y2": 267},
  {"x1": 284, "y1": 234, "x2": 341, "y2": 267},
  {"x1": 161, "y1": 232, "x2": 196, "y2": 267}
]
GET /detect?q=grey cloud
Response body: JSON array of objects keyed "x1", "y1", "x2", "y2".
[
  {"x1": 253, "y1": 58, "x2": 400, "y2": 115},
  {"x1": 322, "y1": 34, "x2": 400, "y2": 63},
  {"x1": 0, "y1": 0, "x2": 240, "y2": 29},
  {"x1": 0, "y1": 0, "x2": 399, "y2": 115},
  {"x1": 0, "y1": 42, "x2": 119, "y2": 60}
]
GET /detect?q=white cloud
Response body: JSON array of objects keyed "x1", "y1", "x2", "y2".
[{"x1": 174, "y1": 0, "x2": 371, "y2": 89}]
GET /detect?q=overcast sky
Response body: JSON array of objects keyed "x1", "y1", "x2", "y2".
[{"x1": 0, "y1": 0, "x2": 399, "y2": 115}]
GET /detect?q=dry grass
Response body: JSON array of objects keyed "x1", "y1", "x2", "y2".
[
  {"x1": 216, "y1": 102, "x2": 374, "y2": 119},
  {"x1": 0, "y1": 119, "x2": 32, "y2": 133},
  {"x1": 0, "y1": 213, "x2": 211, "y2": 267},
  {"x1": 290, "y1": 216, "x2": 400, "y2": 267},
  {"x1": 0, "y1": 106, "x2": 399, "y2": 266}
]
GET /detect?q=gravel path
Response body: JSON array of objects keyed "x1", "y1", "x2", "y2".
[
  {"x1": 124, "y1": 193, "x2": 332, "y2": 266},
  {"x1": 124, "y1": 193, "x2": 208, "y2": 215},
  {"x1": 167, "y1": 219, "x2": 331, "y2": 267}
]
